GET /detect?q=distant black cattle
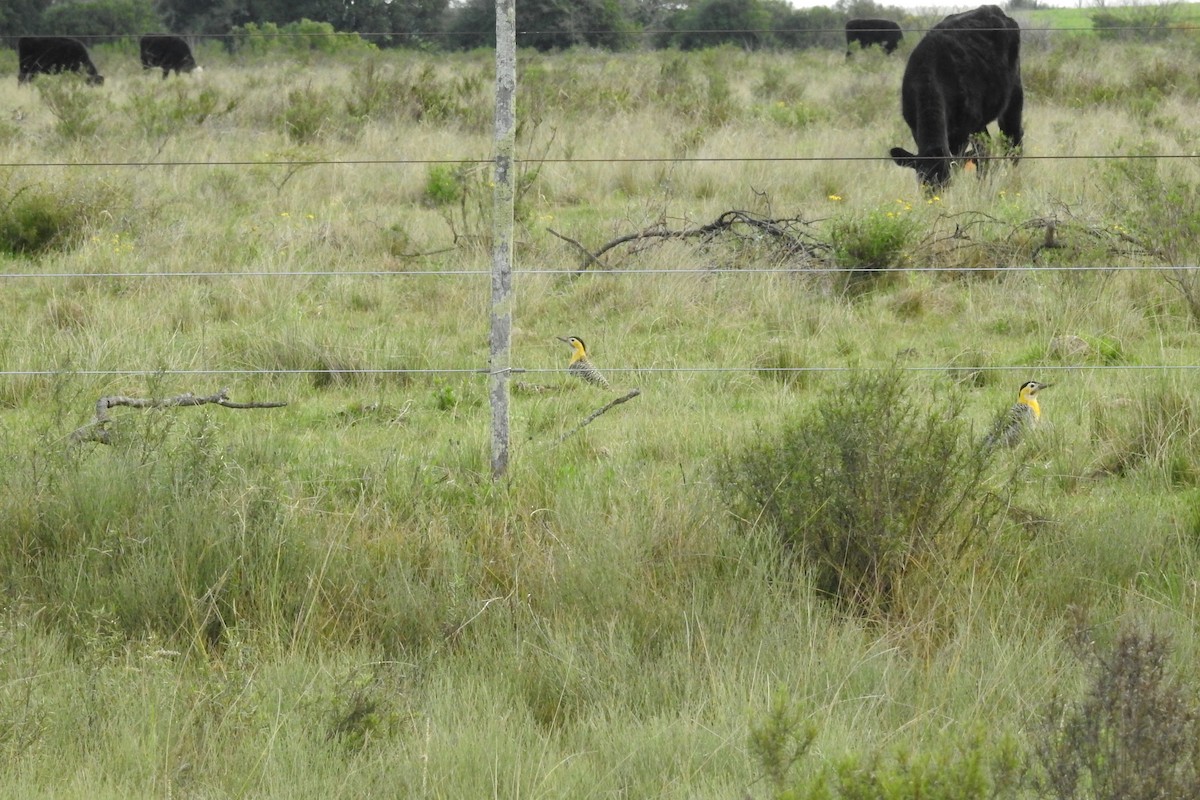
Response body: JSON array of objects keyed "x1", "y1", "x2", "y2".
[
  {"x1": 17, "y1": 36, "x2": 104, "y2": 85},
  {"x1": 140, "y1": 34, "x2": 198, "y2": 78},
  {"x1": 845, "y1": 19, "x2": 902, "y2": 56},
  {"x1": 889, "y1": 5, "x2": 1022, "y2": 187}
]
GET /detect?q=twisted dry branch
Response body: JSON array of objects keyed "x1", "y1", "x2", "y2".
[
  {"x1": 69, "y1": 388, "x2": 287, "y2": 445},
  {"x1": 550, "y1": 210, "x2": 830, "y2": 273}
]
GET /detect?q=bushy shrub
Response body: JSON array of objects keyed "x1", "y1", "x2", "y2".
[
  {"x1": 747, "y1": 692, "x2": 818, "y2": 797},
  {"x1": 35, "y1": 75, "x2": 108, "y2": 140},
  {"x1": 232, "y1": 19, "x2": 374, "y2": 56},
  {"x1": 720, "y1": 369, "x2": 994, "y2": 616},
  {"x1": 346, "y1": 61, "x2": 488, "y2": 127},
  {"x1": 833, "y1": 736, "x2": 1023, "y2": 800},
  {"x1": 424, "y1": 164, "x2": 467, "y2": 206},
  {"x1": 1033, "y1": 627, "x2": 1200, "y2": 799},
  {"x1": 0, "y1": 183, "x2": 116, "y2": 256},
  {"x1": 830, "y1": 208, "x2": 916, "y2": 296},
  {"x1": 125, "y1": 84, "x2": 236, "y2": 137},
  {"x1": 280, "y1": 85, "x2": 339, "y2": 143}
]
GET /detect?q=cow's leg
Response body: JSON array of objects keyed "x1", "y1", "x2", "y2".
[{"x1": 998, "y1": 85, "x2": 1024, "y2": 161}]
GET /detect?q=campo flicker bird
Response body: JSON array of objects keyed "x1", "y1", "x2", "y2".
[
  {"x1": 983, "y1": 380, "x2": 1052, "y2": 451},
  {"x1": 557, "y1": 335, "x2": 611, "y2": 390}
]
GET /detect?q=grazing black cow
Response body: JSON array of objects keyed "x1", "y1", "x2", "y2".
[
  {"x1": 889, "y1": 5, "x2": 1023, "y2": 187},
  {"x1": 845, "y1": 19, "x2": 903, "y2": 56},
  {"x1": 17, "y1": 36, "x2": 104, "y2": 85},
  {"x1": 140, "y1": 34, "x2": 198, "y2": 79}
]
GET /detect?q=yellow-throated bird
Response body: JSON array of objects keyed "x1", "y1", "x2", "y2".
[
  {"x1": 557, "y1": 336, "x2": 611, "y2": 390},
  {"x1": 983, "y1": 380, "x2": 1052, "y2": 450}
]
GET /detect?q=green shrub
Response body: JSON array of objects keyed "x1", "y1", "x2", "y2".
[
  {"x1": 830, "y1": 208, "x2": 916, "y2": 296},
  {"x1": 1033, "y1": 627, "x2": 1200, "y2": 799},
  {"x1": 35, "y1": 75, "x2": 107, "y2": 140},
  {"x1": 424, "y1": 164, "x2": 467, "y2": 206},
  {"x1": 833, "y1": 735, "x2": 1023, "y2": 800},
  {"x1": 747, "y1": 692, "x2": 818, "y2": 797},
  {"x1": 125, "y1": 84, "x2": 235, "y2": 138},
  {"x1": 233, "y1": 19, "x2": 375, "y2": 56},
  {"x1": 280, "y1": 85, "x2": 339, "y2": 144},
  {"x1": 0, "y1": 183, "x2": 115, "y2": 256},
  {"x1": 346, "y1": 58, "x2": 405, "y2": 120},
  {"x1": 720, "y1": 369, "x2": 994, "y2": 616}
]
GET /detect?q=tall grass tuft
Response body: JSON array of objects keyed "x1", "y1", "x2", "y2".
[{"x1": 1092, "y1": 382, "x2": 1200, "y2": 484}]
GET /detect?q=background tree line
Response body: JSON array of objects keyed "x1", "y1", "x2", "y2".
[{"x1": 0, "y1": 0, "x2": 910, "y2": 52}]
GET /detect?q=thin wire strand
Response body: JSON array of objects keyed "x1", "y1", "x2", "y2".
[
  {"x1": 3, "y1": 364, "x2": 1198, "y2": 378},
  {"x1": 3, "y1": 153, "x2": 1198, "y2": 169},
  {"x1": 0, "y1": 266, "x2": 1196, "y2": 280},
  {"x1": 4, "y1": 24, "x2": 1195, "y2": 41}
]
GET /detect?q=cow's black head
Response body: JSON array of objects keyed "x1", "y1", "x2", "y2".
[{"x1": 890, "y1": 147, "x2": 951, "y2": 188}]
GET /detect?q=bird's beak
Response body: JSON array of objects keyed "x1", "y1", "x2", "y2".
[{"x1": 556, "y1": 336, "x2": 569, "y2": 343}]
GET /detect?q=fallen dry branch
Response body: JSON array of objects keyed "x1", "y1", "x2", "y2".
[
  {"x1": 550, "y1": 210, "x2": 829, "y2": 272},
  {"x1": 557, "y1": 388, "x2": 641, "y2": 443},
  {"x1": 70, "y1": 388, "x2": 288, "y2": 445}
]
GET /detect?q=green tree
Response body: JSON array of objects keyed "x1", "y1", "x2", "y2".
[
  {"x1": 446, "y1": 0, "x2": 637, "y2": 51},
  {"x1": 40, "y1": 0, "x2": 162, "y2": 37},
  {"x1": 153, "y1": 0, "x2": 244, "y2": 35},
  {"x1": 154, "y1": 0, "x2": 448, "y2": 46},
  {"x1": 0, "y1": 0, "x2": 52, "y2": 38},
  {"x1": 669, "y1": 0, "x2": 772, "y2": 50},
  {"x1": 331, "y1": 0, "x2": 449, "y2": 48}
]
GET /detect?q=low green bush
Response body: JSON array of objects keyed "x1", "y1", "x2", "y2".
[
  {"x1": 35, "y1": 75, "x2": 108, "y2": 140},
  {"x1": 721, "y1": 368, "x2": 995, "y2": 617},
  {"x1": 830, "y1": 208, "x2": 917, "y2": 296},
  {"x1": 232, "y1": 19, "x2": 375, "y2": 56},
  {"x1": 0, "y1": 182, "x2": 118, "y2": 256}
]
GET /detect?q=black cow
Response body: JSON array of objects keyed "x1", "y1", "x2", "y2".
[
  {"x1": 140, "y1": 34, "x2": 198, "y2": 79},
  {"x1": 889, "y1": 5, "x2": 1023, "y2": 187},
  {"x1": 845, "y1": 19, "x2": 903, "y2": 56},
  {"x1": 17, "y1": 36, "x2": 104, "y2": 85}
]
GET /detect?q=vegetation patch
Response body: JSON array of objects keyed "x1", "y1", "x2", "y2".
[{"x1": 721, "y1": 369, "x2": 996, "y2": 617}]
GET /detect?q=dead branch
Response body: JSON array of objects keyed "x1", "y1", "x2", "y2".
[
  {"x1": 70, "y1": 388, "x2": 287, "y2": 445},
  {"x1": 552, "y1": 210, "x2": 829, "y2": 273},
  {"x1": 557, "y1": 388, "x2": 641, "y2": 443},
  {"x1": 546, "y1": 227, "x2": 608, "y2": 271}
]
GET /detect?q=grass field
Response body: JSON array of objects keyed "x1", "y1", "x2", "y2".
[{"x1": 2, "y1": 15, "x2": 1200, "y2": 799}]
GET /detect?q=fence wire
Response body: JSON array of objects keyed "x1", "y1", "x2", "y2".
[{"x1": 3, "y1": 22, "x2": 1199, "y2": 383}]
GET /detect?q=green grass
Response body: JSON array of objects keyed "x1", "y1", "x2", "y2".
[{"x1": 1, "y1": 32, "x2": 1200, "y2": 798}]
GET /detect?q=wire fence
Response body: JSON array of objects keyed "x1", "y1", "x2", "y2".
[
  {"x1": 3, "y1": 364, "x2": 1200, "y2": 378},
  {"x1": 3, "y1": 153, "x2": 1200, "y2": 169},
  {"x1": 3, "y1": 20, "x2": 1200, "y2": 385},
  {"x1": 2, "y1": 23, "x2": 1198, "y2": 43}
]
